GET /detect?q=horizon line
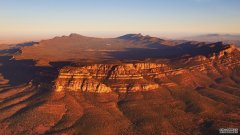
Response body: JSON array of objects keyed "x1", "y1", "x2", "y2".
[{"x1": 1, "y1": 32, "x2": 240, "y2": 44}]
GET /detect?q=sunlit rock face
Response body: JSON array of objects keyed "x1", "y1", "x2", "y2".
[
  {"x1": 56, "y1": 78, "x2": 112, "y2": 93},
  {"x1": 55, "y1": 63, "x2": 171, "y2": 93},
  {"x1": 55, "y1": 46, "x2": 240, "y2": 93}
]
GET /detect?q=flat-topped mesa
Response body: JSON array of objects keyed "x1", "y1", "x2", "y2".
[{"x1": 55, "y1": 63, "x2": 171, "y2": 93}]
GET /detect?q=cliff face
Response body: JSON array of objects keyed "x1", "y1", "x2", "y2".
[
  {"x1": 55, "y1": 46, "x2": 240, "y2": 93},
  {"x1": 55, "y1": 63, "x2": 169, "y2": 93}
]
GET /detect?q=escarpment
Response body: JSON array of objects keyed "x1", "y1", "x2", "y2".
[
  {"x1": 55, "y1": 63, "x2": 169, "y2": 93},
  {"x1": 55, "y1": 47, "x2": 240, "y2": 93}
]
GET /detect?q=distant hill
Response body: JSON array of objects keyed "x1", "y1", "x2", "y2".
[
  {"x1": 12, "y1": 33, "x2": 238, "y2": 66},
  {"x1": 183, "y1": 34, "x2": 240, "y2": 47}
]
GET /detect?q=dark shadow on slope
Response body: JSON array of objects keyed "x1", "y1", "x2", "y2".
[
  {"x1": 0, "y1": 55, "x2": 58, "y2": 92},
  {"x1": 0, "y1": 43, "x2": 57, "y2": 86},
  {"x1": 0, "y1": 56, "x2": 36, "y2": 86},
  {"x1": 0, "y1": 54, "x2": 59, "y2": 122},
  {"x1": 15, "y1": 42, "x2": 38, "y2": 48},
  {"x1": 106, "y1": 42, "x2": 231, "y2": 60},
  {"x1": 49, "y1": 61, "x2": 75, "y2": 69},
  {"x1": 0, "y1": 42, "x2": 38, "y2": 54}
]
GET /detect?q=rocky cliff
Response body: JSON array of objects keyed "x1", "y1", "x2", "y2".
[
  {"x1": 55, "y1": 45, "x2": 240, "y2": 93},
  {"x1": 55, "y1": 63, "x2": 169, "y2": 93}
]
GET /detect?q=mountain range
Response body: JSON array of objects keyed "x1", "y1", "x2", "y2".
[{"x1": 0, "y1": 34, "x2": 239, "y2": 135}]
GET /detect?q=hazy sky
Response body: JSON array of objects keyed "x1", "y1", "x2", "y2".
[{"x1": 0, "y1": 0, "x2": 240, "y2": 43}]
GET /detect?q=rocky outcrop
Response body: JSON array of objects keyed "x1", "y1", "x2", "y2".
[
  {"x1": 56, "y1": 78, "x2": 111, "y2": 93},
  {"x1": 55, "y1": 63, "x2": 172, "y2": 93},
  {"x1": 55, "y1": 45, "x2": 240, "y2": 93}
]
